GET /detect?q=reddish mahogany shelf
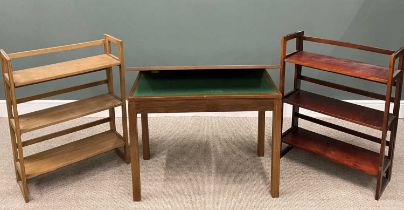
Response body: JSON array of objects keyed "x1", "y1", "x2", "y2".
[
  {"x1": 285, "y1": 51, "x2": 398, "y2": 84},
  {"x1": 284, "y1": 90, "x2": 395, "y2": 130},
  {"x1": 282, "y1": 127, "x2": 385, "y2": 176}
]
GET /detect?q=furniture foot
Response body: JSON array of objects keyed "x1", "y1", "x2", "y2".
[
  {"x1": 17, "y1": 179, "x2": 30, "y2": 203},
  {"x1": 115, "y1": 148, "x2": 128, "y2": 163},
  {"x1": 281, "y1": 145, "x2": 294, "y2": 158},
  {"x1": 124, "y1": 145, "x2": 131, "y2": 164},
  {"x1": 375, "y1": 174, "x2": 389, "y2": 200}
]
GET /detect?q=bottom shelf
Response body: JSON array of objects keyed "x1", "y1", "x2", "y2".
[
  {"x1": 282, "y1": 127, "x2": 383, "y2": 176},
  {"x1": 20, "y1": 131, "x2": 124, "y2": 178}
]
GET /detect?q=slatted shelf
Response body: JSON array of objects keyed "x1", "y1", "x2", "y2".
[
  {"x1": 285, "y1": 51, "x2": 399, "y2": 84},
  {"x1": 7, "y1": 54, "x2": 120, "y2": 87},
  {"x1": 282, "y1": 127, "x2": 382, "y2": 176},
  {"x1": 20, "y1": 131, "x2": 124, "y2": 178},
  {"x1": 11, "y1": 94, "x2": 121, "y2": 133},
  {"x1": 284, "y1": 90, "x2": 395, "y2": 130}
]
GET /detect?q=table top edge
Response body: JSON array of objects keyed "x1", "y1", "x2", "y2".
[{"x1": 127, "y1": 65, "x2": 280, "y2": 71}]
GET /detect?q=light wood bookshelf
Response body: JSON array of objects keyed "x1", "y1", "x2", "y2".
[{"x1": 0, "y1": 34, "x2": 129, "y2": 202}]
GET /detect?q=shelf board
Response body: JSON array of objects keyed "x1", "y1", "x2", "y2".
[
  {"x1": 284, "y1": 90, "x2": 394, "y2": 130},
  {"x1": 22, "y1": 131, "x2": 124, "y2": 178},
  {"x1": 13, "y1": 94, "x2": 121, "y2": 133},
  {"x1": 285, "y1": 51, "x2": 396, "y2": 84},
  {"x1": 282, "y1": 127, "x2": 380, "y2": 176},
  {"x1": 10, "y1": 54, "x2": 120, "y2": 87}
]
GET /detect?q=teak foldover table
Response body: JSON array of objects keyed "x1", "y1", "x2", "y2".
[{"x1": 127, "y1": 65, "x2": 282, "y2": 201}]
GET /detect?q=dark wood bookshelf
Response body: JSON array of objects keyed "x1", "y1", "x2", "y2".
[{"x1": 279, "y1": 31, "x2": 404, "y2": 200}]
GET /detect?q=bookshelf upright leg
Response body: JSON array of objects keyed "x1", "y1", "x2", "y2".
[
  {"x1": 292, "y1": 34, "x2": 303, "y2": 128},
  {"x1": 388, "y1": 62, "x2": 403, "y2": 180},
  {"x1": 281, "y1": 32, "x2": 304, "y2": 157},
  {"x1": 119, "y1": 65, "x2": 130, "y2": 163},
  {"x1": 11, "y1": 89, "x2": 30, "y2": 202},
  {"x1": 4, "y1": 83, "x2": 19, "y2": 181},
  {"x1": 106, "y1": 67, "x2": 117, "y2": 131},
  {"x1": 376, "y1": 71, "x2": 394, "y2": 200}
]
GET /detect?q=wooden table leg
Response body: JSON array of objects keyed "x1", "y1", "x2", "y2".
[
  {"x1": 141, "y1": 113, "x2": 150, "y2": 160},
  {"x1": 129, "y1": 103, "x2": 141, "y2": 201},
  {"x1": 257, "y1": 111, "x2": 265, "y2": 157},
  {"x1": 271, "y1": 99, "x2": 282, "y2": 198}
]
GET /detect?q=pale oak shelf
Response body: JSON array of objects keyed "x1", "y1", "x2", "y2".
[
  {"x1": 280, "y1": 31, "x2": 404, "y2": 200},
  {"x1": 22, "y1": 131, "x2": 124, "y2": 179},
  {"x1": 0, "y1": 34, "x2": 129, "y2": 202},
  {"x1": 6, "y1": 54, "x2": 120, "y2": 87},
  {"x1": 11, "y1": 94, "x2": 122, "y2": 133}
]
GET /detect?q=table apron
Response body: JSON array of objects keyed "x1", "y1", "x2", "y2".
[{"x1": 130, "y1": 98, "x2": 277, "y2": 113}]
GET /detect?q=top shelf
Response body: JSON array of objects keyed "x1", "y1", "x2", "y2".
[
  {"x1": 7, "y1": 54, "x2": 120, "y2": 87},
  {"x1": 285, "y1": 51, "x2": 399, "y2": 84}
]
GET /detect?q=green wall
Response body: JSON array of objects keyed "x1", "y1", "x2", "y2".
[{"x1": 1, "y1": 0, "x2": 403, "y2": 100}]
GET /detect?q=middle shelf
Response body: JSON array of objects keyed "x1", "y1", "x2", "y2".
[
  {"x1": 11, "y1": 94, "x2": 122, "y2": 133},
  {"x1": 284, "y1": 90, "x2": 395, "y2": 130}
]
